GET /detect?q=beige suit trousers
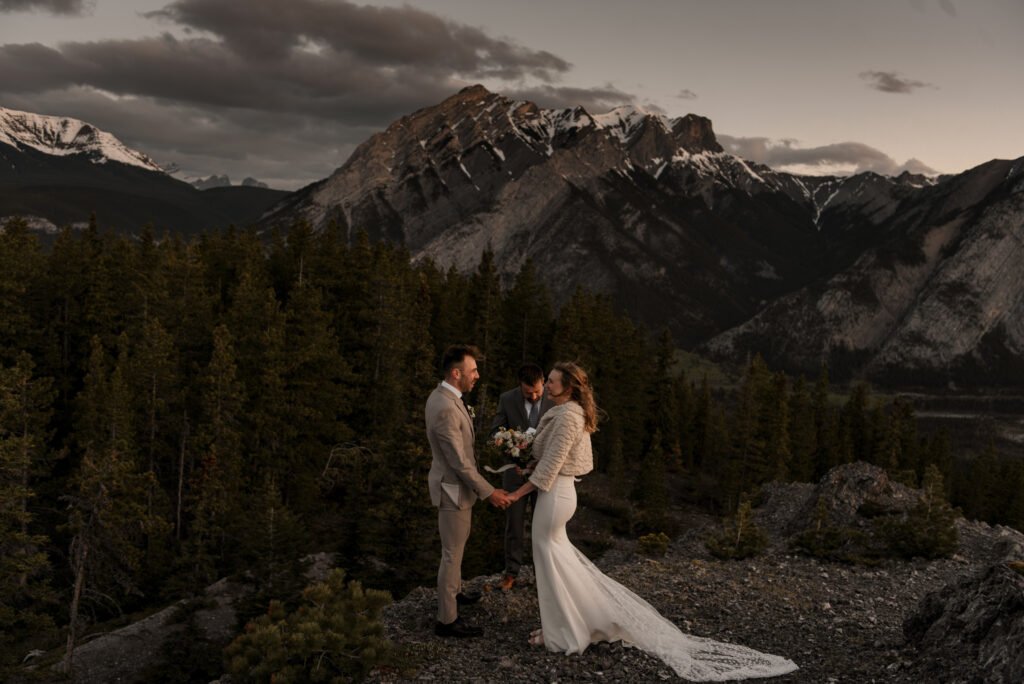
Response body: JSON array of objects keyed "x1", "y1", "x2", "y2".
[{"x1": 437, "y1": 505, "x2": 472, "y2": 623}]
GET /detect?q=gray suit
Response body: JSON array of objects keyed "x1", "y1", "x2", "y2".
[
  {"x1": 490, "y1": 387, "x2": 553, "y2": 577},
  {"x1": 426, "y1": 383, "x2": 495, "y2": 623}
]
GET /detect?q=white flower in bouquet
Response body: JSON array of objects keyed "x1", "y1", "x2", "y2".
[{"x1": 492, "y1": 427, "x2": 535, "y2": 467}]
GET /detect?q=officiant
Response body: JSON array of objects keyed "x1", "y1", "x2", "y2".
[{"x1": 489, "y1": 363, "x2": 553, "y2": 591}]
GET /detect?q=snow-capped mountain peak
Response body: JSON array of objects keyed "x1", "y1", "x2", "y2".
[
  {"x1": 0, "y1": 106, "x2": 163, "y2": 173},
  {"x1": 592, "y1": 104, "x2": 669, "y2": 142}
]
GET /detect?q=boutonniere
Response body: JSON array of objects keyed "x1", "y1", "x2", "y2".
[{"x1": 466, "y1": 404, "x2": 476, "y2": 419}]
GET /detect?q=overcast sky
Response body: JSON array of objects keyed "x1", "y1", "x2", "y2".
[{"x1": 1, "y1": 0, "x2": 1021, "y2": 190}]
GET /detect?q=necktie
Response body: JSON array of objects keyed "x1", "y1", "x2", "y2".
[{"x1": 528, "y1": 400, "x2": 539, "y2": 428}]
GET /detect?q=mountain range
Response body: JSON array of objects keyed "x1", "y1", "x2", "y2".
[
  {"x1": 259, "y1": 85, "x2": 1024, "y2": 387},
  {"x1": 3, "y1": 90, "x2": 1022, "y2": 387},
  {"x1": 0, "y1": 106, "x2": 287, "y2": 235}
]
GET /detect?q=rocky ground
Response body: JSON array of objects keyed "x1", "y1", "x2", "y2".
[
  {"x1": 28, "y1": 463, "x2": 1024, "y2": 683},
  {"x1": 367, "y1": 464, "x2": 1024, "y2": 683}
]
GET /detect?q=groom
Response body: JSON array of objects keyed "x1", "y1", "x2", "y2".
[{"x1": 426, "y1": 344, "x2": 511, "y2": 638}]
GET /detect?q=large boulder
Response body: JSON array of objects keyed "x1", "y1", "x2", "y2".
[
  {"x1": 904, "y1": 563, "x2": 1024, "y2": 683},
  {"x1": 755, "y1": 461, "x2": 920, "y2": 538}
]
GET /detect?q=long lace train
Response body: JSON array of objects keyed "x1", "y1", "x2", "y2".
[{"x1": 532, "y1": 476, "x2": 798, "y2": 681}]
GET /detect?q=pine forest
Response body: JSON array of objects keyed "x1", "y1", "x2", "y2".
[{"x1": 1, "y1": 215, "x2": 1021, "y2": 677}]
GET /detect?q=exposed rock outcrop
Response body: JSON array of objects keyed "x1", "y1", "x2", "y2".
[
  {"x1": 47, "y1": 553, "x2": 338, "y2": 684},
  {"x1": 756, "y1": 461, "x2": 921, "y2": 539},
  {"x1": 904, "y1": 563, "x2": 1024, "y2": 684},
  {"x1": 706, "y1": 160, "x2": 1024, "y2": 386}
]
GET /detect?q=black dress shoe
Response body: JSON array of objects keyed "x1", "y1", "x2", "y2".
[
  {"x1": 434, "y1": 617, "x2": 483, "y2": 638},
  {"x1": 456, "y1": 590, "x2": 481, "y2": 605}
]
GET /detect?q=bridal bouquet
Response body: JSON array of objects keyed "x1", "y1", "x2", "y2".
[{"x1": 491, "y1": 427, "x2": 535, "y2": 468}]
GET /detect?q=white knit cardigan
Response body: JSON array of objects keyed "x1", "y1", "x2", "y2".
[{"x1": 528, "y1": 401, "x2": 594, "y2": 492}]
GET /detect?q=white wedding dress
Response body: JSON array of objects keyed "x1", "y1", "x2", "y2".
[{"x1": 532, "y1": 475, "x2": 798, "y2": 681}]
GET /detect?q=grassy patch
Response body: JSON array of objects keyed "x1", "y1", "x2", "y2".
[{"x1": 672, "y1": 349, "x2": 740, "y2": 387}]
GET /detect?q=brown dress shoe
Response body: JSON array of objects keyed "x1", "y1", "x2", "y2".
[{"x1": 498, "y1": 574, "x2": 516, "y2": 591}]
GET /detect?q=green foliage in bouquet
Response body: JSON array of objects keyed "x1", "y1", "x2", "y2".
[
  {"x1": 873, "y1": 465, "x2": 958, "y2": 560},
  {"x1": 225, "y1": 568, "x2": 392, "y2": 683},
  {"x1": 637, "y1": 532, "x2": 670, "y2": 557},
  {"x1": 704, "y1": 499, "x2": 769, "y2": 560}
]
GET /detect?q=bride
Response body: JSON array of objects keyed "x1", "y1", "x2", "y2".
[{"x1": 507, "y1": 362, "x2": 798, "y2": 681}]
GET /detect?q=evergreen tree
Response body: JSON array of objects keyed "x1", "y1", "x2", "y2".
[
  {"x1": 0, "y1": 353, "x2": 57, "y2": 664},
  {"x1": 839, "y1": 382, "x2": 871, "y2": 463},
  {"x1": 42, "y1": 225, "x2": 92, "y2": 414},
  {"x1": 234, "y1": 473, "x2": 309, "y2": 599},
  {"x1": 893, "y1": 398, "x2": 920, "y2": 474},
  {"x1": 426, "y1": 263, "x2": 470, "y2": 359},
  {"x1": 704, "y1": 498, "x2": 769, "y2": 560},
  {"x1": 225, "y1": 256, "x2": 280, "y2": 395},
  {"x1": 62, "y1": 406, "x2": 168, "y2": 672},
  {"x1": 185, "y1": 324, "x2": 245, "y2": 580},
  {"x1": 225, "y1": 568, "x2": 391, "y2": 684},
  {"x1": 875, "y1": 464, "x2": 958, "y2": 559},
  {"x1": 605, "y1": 432, "x2": 628, "y2": 498},
  {"x1": 811, "y1": 364, "x2": 837, "y2": 478},
  {"x1": 636, "y1": 430, "x2": 670, "y2": 528},
  {"x1": 787, "y1": 375, "x2": 817, "y2": 482},
  {"x1": 649, "y1": 330, "x2": 682, "y2": 468},
  {"x1": 723, "y1": 355, "x2": 771, "y2": 506},
  {"x1": 129, "y1": 318, "x2": 179, "y2": 499},
  {"x1": 961, "y1": 441, "x2": 998, "y2": 522},
  {"x1": 760, "y1": 371, "x2": 791, "y2": 481},
  {"x1": 693, "y1": 375, "x2": 714, "y2": 471},
  {"x1": 467, "y1": 251, "x2": 506, "y2": 417},
  {"x1": 552, "y1": 287, "x2": 654, "y2": 464},
  {"x1": 675, "y1": 372, "x2": 696, "y2": 472},
  {"x1": 921, "y1": 428, "x2": 953, "y2": 494},
  {"x1": 276, "y1": 282, "x2": 352, "y2": 507},
  {"x1": 0, "y1": 218, "x2": 46, "y2": 365},
  {"x1": 501, "y1": 257, "x2": 554, "y2": 367}
]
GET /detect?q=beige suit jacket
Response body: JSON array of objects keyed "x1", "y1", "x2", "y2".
[{"x1": 426, "y1": 383, "x2": 495, "y2": 509}]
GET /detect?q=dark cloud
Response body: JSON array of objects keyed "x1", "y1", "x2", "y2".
[
  {"x1": 0, "y1": 0, "x2": 628, "y2": 186},
  {"x1": 859, "y1": 70, "x2": 935, "y2": 94},
  {"x1": 0, "y1": 0, "x2": 89, "y2": 14},
  {"x1": 718, "y1": 135, "x2": 937, "y2": 176},
  {"x1": 145, "y1": 0, "x2": 570, "y2": 80},
  {"x1": 676, "y1": 89, "x2": 698, "y2": 100}
]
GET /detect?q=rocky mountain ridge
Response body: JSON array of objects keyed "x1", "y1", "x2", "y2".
[
  {"x1": 262, "y1": 85, "x2": 1022, "y2": 386},
  {"x1": 706, "y1": 158, "x2": 1024, "y2": 385},
  {"x1": 0, "y1": 107, "x2": 287, "y2": 236},
  {"x1": 0, "y1": 106, "x2": 163, "y2": 172},
  {"x1": 191, "y1": 175, "x2": 270, "y2": 190},
  {"x1": 262, "y1": 86, "x2": 865, "y2": 345}
]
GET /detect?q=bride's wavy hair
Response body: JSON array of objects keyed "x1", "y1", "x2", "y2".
[{"x1": 552, "y1": 361, "x2": 602, "y2": 433}]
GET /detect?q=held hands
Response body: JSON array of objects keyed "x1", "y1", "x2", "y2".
[{"x1": 488, "y1": 488, "x2": 512, "y2": 509}]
